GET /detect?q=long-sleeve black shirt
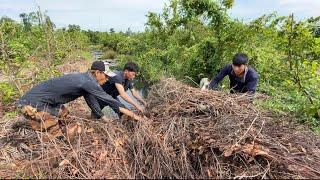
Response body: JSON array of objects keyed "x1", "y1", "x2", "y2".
[
  {"x1": 101, "y1": 71, "x2": 134, "y2": 99},
  {"x1": 18, "y1": 72, "x2": 123, "y2": 118},
  {"x1": 209, "y1": 64, "x2": 259, "y2": 93}
]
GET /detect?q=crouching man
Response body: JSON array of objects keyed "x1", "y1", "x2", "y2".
[
  {"x1": 208, "y1": 53, "x2": 259, "y2": 100},
  {"x1": 100, "y1": 62, "x2": 146, "y2": 114},
  {"x1": 17, "y1": 61, "x2": 141, "y2": 139}
]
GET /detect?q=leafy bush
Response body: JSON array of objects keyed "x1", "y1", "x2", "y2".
[
  {"x1": 0, "y1": 82, "x2": 16, "y2": 103},
  {"x1": 115, "y1": 0, "x2": 320, "y2": 128},
  {"x1": 102, "y1": 49, "x2": 117, "y2": 59}
]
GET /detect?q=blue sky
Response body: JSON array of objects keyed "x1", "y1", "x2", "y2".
[{"x1": 1, "y1": 0, "x2": 319, "y2": 32}]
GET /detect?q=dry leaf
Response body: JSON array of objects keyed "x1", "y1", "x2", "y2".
[
  {"x1": 86, "y1": 128, "x2": 94, "y2": 133},
  {"x1": 67, "y1": 124, "x2": 78, "y2": 136},
  {"x1": 115, "y1": 139, "x2": 124, "y2": 148},
  {"x1": 72, "y1": 169, "x2": 79, "y2": 176},
  {"x1": 242, "y1": 143, "x2": 269, "y2": 157},
  {"x1": 93, "y1": 170, "x2": 105, "y2": 177},
  {"x1": 77, "y1": 125, "x2": 82, "y2": 134},
  {"x1": 223, "y1": 149, "x2": 234, "y2": 157},
  {"x1": 298, "y1": 145, "x2": 307, "y2": 153},
  {"x1": 223, "y1": 145, "x2": 241, "y2": 157},
  {"x1": 98, "y1": 151, "x2": 108, "y2": 161},
  {"x1": 207, "y1": 169, "x2": 212, "y2": 178},
  {"x1": 93, "y1": 137, "x2": 99, "y2": 145},
  {"x1": 59, "y1": 159, "x2": 70, "y2": 166},
  {"x1": 10, "y1": 163, "x2": 17, "y2": 169}
]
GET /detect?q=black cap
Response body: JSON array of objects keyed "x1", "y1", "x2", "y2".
[
  {"x1": 91, "y1": 61, "x2": 105, "y2": 71},
  {"x1": 90, "y1": 61, "x2": 117, "y2": 77}
]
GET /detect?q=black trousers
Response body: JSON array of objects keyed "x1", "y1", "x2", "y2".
[{"x1": 83, "y1": 94, "x2": 124, "y2": 119}]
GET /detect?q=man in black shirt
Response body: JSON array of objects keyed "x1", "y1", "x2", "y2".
[
  {"x1": 18, "y1": 61, "x2": 141, "y2": 138},
  {"x1": 209, "y1": 53, "x2": 259, "y2": 94},
  {"x1": 101, "y1": 62, "x2": 146, "y2": 114}
]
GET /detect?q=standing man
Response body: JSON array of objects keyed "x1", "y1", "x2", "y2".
[
  {"x1": 208, "y1": 53, "x2": 259, "y2": 94},
  {"x1": 18, "y1": 61, "x2": 141, "y2": 139},
  {"x1": 101, "y1": 62, "x2": 147, "y2": 114}
]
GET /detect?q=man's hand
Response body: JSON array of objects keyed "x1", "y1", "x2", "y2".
[
  {"x1": 119, "y1": 107, "x2": 144, "y2": 121},
  {"x1": 116, "y1": 83, "x2": 145, "y2": 113},
  {"x1": 246, "y1": 92, "x2": 255, "y2": 103},
  {"x1": 212, "y1": 86, "x2": 222, "y2": 91},
  {"x1": 135, "y1": 105, "x2": 145, "y2": 114},
  {"x1": 101, "y1": 115, "x2": 112, "y2": 123},
  {"x1": 132, "y1": 114, "x2": 143, "y2": 121},
  {"x1": 141, "y1": 100, "x2": 147, "y2": 107},
  {"x1": 131, "y1": 88, "x2": 147, "y2": 107}
]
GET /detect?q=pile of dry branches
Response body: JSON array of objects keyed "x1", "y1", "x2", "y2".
[
  {"x1": 147, "y1": 78, "x2": 320, "y2": 178},
  {"x1": 0, "y1": 78, "x2": 319, "y2": 178}
]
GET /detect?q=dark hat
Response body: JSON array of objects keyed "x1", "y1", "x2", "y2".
[
  {"x1": 232, "y1": 53, "x2": 248, "y2": 66},
  {"x1": 91, "y1": 61, "x2": 116, "y2": 77}
]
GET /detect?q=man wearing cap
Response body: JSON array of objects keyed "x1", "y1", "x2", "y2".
[
  {"x1": 208, "y1": 53, "x2": 259, "y2": 94},
  {"x1": 100, "y1": 62, "x2": 146, "y2": 114},
  {"x1": 18, "y1": 61, "x2": 141, "y2": 139}
]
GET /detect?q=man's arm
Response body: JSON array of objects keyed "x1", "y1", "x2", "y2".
[
  {"x1": 208, "y1": 65, "x2": 230, "y2": 90},
  {"x1": 115, "y1": 83, "x2": 144, "y2": 113},
  {"x1": 246, "y1": 76, "x2": 258, "y2": 94},
  {"x1": 118, "y1": 107, "x2": 142, "y2": 121},
  {"x1": 82, "y1": 81, "x2": 141, "y2": 121},
  {"x1": 131, "y1": 88, "x2": 147, "y2": 107},
  {"x1": 244, "y1": 76, "x2": 258, "y2": 102}
]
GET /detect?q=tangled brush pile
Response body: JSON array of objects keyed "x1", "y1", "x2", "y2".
[{"x1": 0, "y1": 78, "x2": 319, "y2": 178}]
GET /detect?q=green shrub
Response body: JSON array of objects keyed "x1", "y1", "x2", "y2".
[
  {"x1": 102, "y1": 49, "x2": 117, "y2": 59},
  {"x1": 0, "y1": 82, "x2": 16, "y2": 103}
]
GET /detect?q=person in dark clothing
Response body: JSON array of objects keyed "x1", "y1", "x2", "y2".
[
  {"x1": 18, "y1": 61, "x2": 141, "y2": 139},
  {"x1": 208, "y1": 53, "x2": 259, "y2": 94},
  {"x1": 101, "y1": 62, "x2": 146, "y2": 114}
]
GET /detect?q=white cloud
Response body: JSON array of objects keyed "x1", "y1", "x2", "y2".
[
  {"x1": 37, "y1": 0, "x2": 168, "y2": 31},
  {"x1": 0, "y1": 0, "x2": 167, "y2": 31},
  {"x1": 4, "y1": 0, "x2": 318, "y2": 32},
  {"x1": 229, "y1": 0, "x2": 320, "y2": 22},
  {"x1": 278, "y1": 0, "x2": 320, "y2": 16},
  {"x1": 229, "y1": 0, "x2": 278, "y2": 21},
  {"x1": 33, "y1": 0, "x2": 166, "y2": 13}
]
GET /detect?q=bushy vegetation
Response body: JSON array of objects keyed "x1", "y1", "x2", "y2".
[
  {"x1": 101, "y1": 49, "x2": 117, "y2": 59},
  {"x1": 0, "y1": 11, "x2": 91, "y2": 103},
  {"x1": 109, "y1": 0, "x2": 320, "y2": 130},
  {"x1": 0, "y1": 0, "x2": 319, "y2": 130}
]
